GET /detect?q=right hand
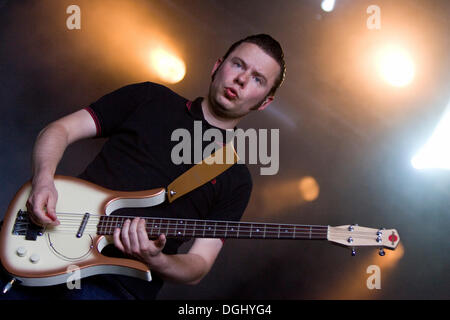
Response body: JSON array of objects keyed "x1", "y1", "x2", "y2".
[{"x1": 26, "y1": 178, "x2": 60, "y2": 227}]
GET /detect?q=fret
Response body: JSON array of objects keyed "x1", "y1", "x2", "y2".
[
  {"x1": 251, "y1": 224, "x2": 265, "y2": 239},
  {"x1": 250, "y1": 224, "x2": 253, "y2": 238},
  {"x1": 174, "y1": 220, "x2": 178, "y2": 237},
  {"x1": 279, "y1": 225, "x2": 294, "y2": 238},
  {"x1": 183, "y1": 220, "x2": 187, "y2": 237},
  {"x1": 226, "y1": 222, "x2": 239, "y2": 238},
  {"x1": 158, "y1": 218, "x2": 162, "y2": 235},
  {"x1": 105, "y1": 217, "x2": 110, "y2": 234},
  {"x1": 203, "y1": 221, "x2": 206, "y2": 237},
  {"x1": 150, "y1": 219, "x2": 155, "y2": 237},
  {"x1": 309, "y1": 226, "x2": 312, "y2": 239},
  {"x1": 293, "y1": 226, "x2": 296, "y2": 239},
  {"x1": 237, "y1": 223, "x2": 240, "y2": 238},
  {"x1": 278, "y1": 225, "x2": 280, "y2": 239},
  {"x1": 261, "y1": 223, "x2": 278, "y2": 239},
  {"x1": 165, "y1": 219, "x2": 170, "y2": 236},
  {"x1": 216, "y1": 222, "x2": 226, "y2": 238},
  {"x1": 193, "y1": 220, "x2": 197, "y2": 237},
  {"x1": 213, "y1": 222, "x2": 217, "y2": 238},
  {"x1": 176, "y1": 220, "x2": 183, "y2": 237},
  {"x1": 205, "y1": 222, "x2": 213, "y2": 237},
  {"x1": 111, "y1": 217, "x2": 115, "y2": 234}
]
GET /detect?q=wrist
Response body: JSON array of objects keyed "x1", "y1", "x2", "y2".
[
  {"x1": 32, "y1": 171, "x2": 54, "y2": 187},
  {"x1": 146, "y1": 251, "x2": 168, "y2": 271}
]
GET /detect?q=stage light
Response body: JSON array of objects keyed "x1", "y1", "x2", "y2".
[
  {"x1": 321, "y1": 0, "x2": 336, "y2": 12},
  {"x1": 412, "y1": 100, "x2": 450, "y2": 170},
  {"x1": 298, "y1": 176, "x2": 320, "y2": 202},
  {"x1": 255, "y1": 176, "x2": 320, "y2": 218},
  {"x1": 375, "y1": 45, "x2": 415, "y2": 87},
  {"x1": 150, "y1": 48, "x2": 186, "y2": 84}
]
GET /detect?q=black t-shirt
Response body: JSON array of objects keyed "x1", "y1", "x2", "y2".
[{"x1": 78, "y1": 81, "x2": 252, "y2": 299}]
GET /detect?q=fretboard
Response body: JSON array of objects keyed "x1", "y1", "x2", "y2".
[{"x1": 97, "y1": 216, "x2": 328, "y2": 240}]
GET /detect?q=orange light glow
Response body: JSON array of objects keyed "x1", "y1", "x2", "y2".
[
  {"x1": 149, "y1": 48, "x2": 186, "y2": 84},
  {"x1": 298, "y1": 176, "x2": 320, "y2": 202},
  {"x1": 375, "y1": 45, "x2": 415, "y2": 87},
  {"x1": 255, "y1": 176, "x2": 320, "y2": 218}
]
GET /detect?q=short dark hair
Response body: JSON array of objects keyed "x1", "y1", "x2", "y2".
[{"x1": 221, "y1": 34, "x2": 286, "y2": 96}]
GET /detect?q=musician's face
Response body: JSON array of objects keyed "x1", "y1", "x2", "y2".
[{"x1": 208, "y1": 42, "x2": 280, "y2": 119}]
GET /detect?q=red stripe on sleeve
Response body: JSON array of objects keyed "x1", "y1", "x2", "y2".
[{"x1": 84, "y1": 107, "x2": 101, "y2": 137}]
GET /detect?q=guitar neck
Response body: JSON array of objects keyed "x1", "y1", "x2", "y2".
[{"x1": 97, "y1": 216, "x2": 329, "y2": 240}]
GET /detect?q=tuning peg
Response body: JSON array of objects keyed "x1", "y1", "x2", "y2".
[
  {"x1": 351, "y1": 248, "x2": 356, "y2": 256},
  {"x1": 378, "y1": 248, "x2": 385, "y2": 256}
]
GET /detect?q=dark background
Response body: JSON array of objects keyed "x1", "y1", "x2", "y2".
[{"x1": 0, "y1": 0, "x2": 448, "y2": 299}]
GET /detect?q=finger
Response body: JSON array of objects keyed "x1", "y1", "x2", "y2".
[
  {"x1": 29, "y1": 194, "x2": 54, "y2": 226},
  {"x1": 113, "y1": 227, "x2": 125, "y2": 252},
  {"x1": 46, "y1": 192, "x2": 60, "y2": 226},
  {"x1": 129, "y1": 218, "x2": 140, "y2": 254},
  {"x1": 154, "y1": 233, "x2": 166, "y2": 250},
  {"x1": 137, "y1": 219, "x2": 150, "y2": 251},
  {"x1": 120, "y1": 219, "x2": 131, "y2": 254}
]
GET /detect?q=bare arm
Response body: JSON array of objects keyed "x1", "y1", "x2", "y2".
[
  {"x1": 27, "y1": 109, "x2": 97, "y2": 226},
  {"x1": 114, "y1": 218, "x2": 223, "y2": 285}
]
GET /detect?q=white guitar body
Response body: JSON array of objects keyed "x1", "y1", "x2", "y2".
[{"x1": 0, "y1": 176, "x2": 166, "y2": 287}]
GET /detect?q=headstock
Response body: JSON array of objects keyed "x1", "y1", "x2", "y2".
[{"x1": 327, "y1": 225, "x2": 400, "y2": 256}]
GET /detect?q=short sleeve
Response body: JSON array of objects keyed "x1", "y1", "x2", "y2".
[{"x1": 85, "y1": 82, "x2": 153, "y2": 137}]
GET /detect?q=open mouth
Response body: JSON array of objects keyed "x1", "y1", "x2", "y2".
[{"x1": 224, "y1": 87, "x2": 238, "y2": 99}]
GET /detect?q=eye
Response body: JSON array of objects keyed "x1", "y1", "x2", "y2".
[
  {"x1": 253, "y1": 76, "x2": 262, "y2": 84},
  {"x1": 233, "y1": 62, "x2": 242, "y2": 68}
]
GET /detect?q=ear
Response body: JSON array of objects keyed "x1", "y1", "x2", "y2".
[
  {"x1": 257, "y1": 96, "x2": 274, "y2": 111},
  {"x1": 211, "y1": 58, "x2": 223, "y2": 76}
]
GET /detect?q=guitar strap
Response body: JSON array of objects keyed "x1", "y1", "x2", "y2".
[{"x1": 166, "y1": 142, "x2": 239, "y2": 203}]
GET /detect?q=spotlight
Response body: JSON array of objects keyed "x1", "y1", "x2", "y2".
[
  {"x1": 375, "y1": 45, "x2": 415, "y2": 87},
  {"x1": 412, "y1": 100, "x2": 450, "y2": 170},
  {"x1": 149, "y1": 48, "x2": 186, "y2": 84},
  {"x1": 321, "y1": 0, "x2": 336, "y2": 12}
]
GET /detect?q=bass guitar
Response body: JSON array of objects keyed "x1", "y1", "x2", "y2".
[{"x1": 0, "y1": 176, "x2": 400, "y2": 291}]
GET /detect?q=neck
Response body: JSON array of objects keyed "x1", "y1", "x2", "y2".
[
  {"x1": 201, "y1": 97, "x2": 240, "y2": 130},
  {"x1": 96, "y1": 215, "x2": 329, "y2": 240}
]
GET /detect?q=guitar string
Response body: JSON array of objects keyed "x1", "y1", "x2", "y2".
[
  {"x1": 20, "y1": 211, "x2": 388, "y2": 234},
  {"x1": 14, "y1": 220, "x2": 381, "y2": 238},
  {"x1": 26, "y1": 211, "x2": 331, "y2": 228},
  {"x1": 16, "y1": 212, "x2": 387, "y2": 237},
  {"x1": 14, "y1": 227, "x2": 383, "y2": 241},
  {"x1": 14, "y1": 226, "x2": 382, "y2": 240},
  {"x1": 17, "y1": 224, "x2": 330, "y2": 235}
]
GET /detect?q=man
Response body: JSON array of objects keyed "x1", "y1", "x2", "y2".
[{"x1": 1, "y1": 34, "x2": 286, "y2": 299}]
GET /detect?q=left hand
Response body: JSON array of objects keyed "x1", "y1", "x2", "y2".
[{"x1": 113, "y1": 217, "x2": 166, "y2": 265}]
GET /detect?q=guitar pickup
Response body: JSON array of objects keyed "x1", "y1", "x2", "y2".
[{"x1": 76, "y1": 213, "x2": 90, "y2": 238}]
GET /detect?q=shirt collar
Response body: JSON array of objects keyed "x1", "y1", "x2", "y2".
[
  {"x1": 185, "y1": 97, "x2": 237, "y2": 145},
  {"x1": 186, "y1": 97, "x2": 205, "y2": 121}
]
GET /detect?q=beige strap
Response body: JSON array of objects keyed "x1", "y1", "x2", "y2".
[{"x1": 167, "y1": 143, "x2": 239, "y2": 203}]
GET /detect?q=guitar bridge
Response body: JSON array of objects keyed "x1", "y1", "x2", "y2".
[{"x1": 12, "y1": 210, "x2": 44, "y2": 241}]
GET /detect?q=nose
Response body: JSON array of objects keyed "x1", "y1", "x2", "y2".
[{"x1": 234, "y1": 71, "x2": 248, "y2": 88}]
